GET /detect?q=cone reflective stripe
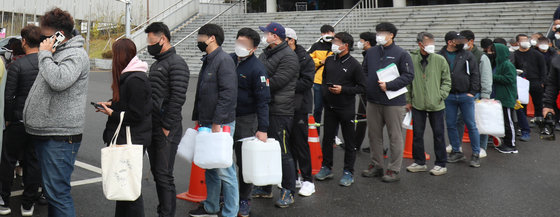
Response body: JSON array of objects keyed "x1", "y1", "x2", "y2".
[
  {"x1": 527, "y1": 95, "x2": 535, "y2": 117},
  {"x1": 462, "y1": 126, "x2": 470, "y2": 143},
  {"x1": 403, "y1": 119, "x2": 430, "y2": 160},
  {"x1": 308, "y1": 115, "x2": 323, "y2": 175},
  {"x1": 176, "y1": 162, "x2": 207, "y2": 202}
]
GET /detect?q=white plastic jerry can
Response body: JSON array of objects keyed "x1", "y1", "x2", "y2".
[
  {"x1": 241, "y1": 138, "x2": 282, "y2": 186},
  {"x1": 193, "y1": 127, "x2": 234, "y2": 169},
  {"x1": 176, "y1": 128, "x2": 198, "y2": 162}
]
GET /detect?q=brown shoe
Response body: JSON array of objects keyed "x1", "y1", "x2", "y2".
[
  {"x1": 381, "y1": 170, "x2": 400, "y2": 183},
  {"x1": 361, "y1": 163, "x2": 383, "y2": 178}
]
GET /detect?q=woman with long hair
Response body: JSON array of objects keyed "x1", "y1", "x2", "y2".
[{"x1": 96, "y1": 38, "x2": 152, "y2": 217}]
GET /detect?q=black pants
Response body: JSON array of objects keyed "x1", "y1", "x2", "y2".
[
  {"x1": 322, "y1": 106, "x2": 357, "y2": 173},
  {"x1": 233, "y1": 114, "x2": 258, "y2": 201},
  {"x1": 263, "y1": 115, "x2": 296, "y2": 193},
  {"x1": 411, "y1": 108, "x2": 447, "y2": 167},
  {"x1": 290, "y1": 112, "x2": 312, "y2": 182},
  {"x1": 503, "y1": 107, "x2": 516, "y2": 147},
  {"x1": 0, "y1": 122, "x2": 41, "y2": 208},
  {"x1": 115, "y1": 194, "x2": 145, "y2": 217},
  {"x1": 530, "y1": 82, "x2": 544, "y2": 118},
  {"x1": 147, "y1": 121, "x2": 181, "y2": 217},
  {"x1": 355, "y1": 94, "x2": 368, "y2": 149}
]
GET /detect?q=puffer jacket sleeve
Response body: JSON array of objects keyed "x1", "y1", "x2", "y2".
[
  {"x1": 4, "y1": 61, "x2": 19, "y2": 121},
  {"x1": 212, "y1": 55, "x2": 238, "y2": 125},
  {"x1": 161, "y1": 56, "x2": 189, "y2": 130},
  {"x1": 295, "y1": 53, "x2": 314, "y2": 93},
  {"x1": 269, "y1": 50, "x2": 300, "y2": 92}
]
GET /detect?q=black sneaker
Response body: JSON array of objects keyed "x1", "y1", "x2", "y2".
[
  {"x1": 495, "y1": 145, "x2": 518, "y2": 154},
  {"x1": 188, "y1": 204, "x2": 218, "y2": 217},
  {"x1": 470, "y1": 154, "x2": 481, "y2": 168},
  {"x1": 447, "y1": 152, "x2": 466, "y2": 163}
]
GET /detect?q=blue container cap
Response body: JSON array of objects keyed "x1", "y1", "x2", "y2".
[{"x1": 198, "y1": 127, "x2": 211, "y2": 133}]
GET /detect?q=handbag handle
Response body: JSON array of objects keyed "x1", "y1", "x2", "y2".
[{"x1": 109, "y1": 112, "x2": 132, "y2": 146}]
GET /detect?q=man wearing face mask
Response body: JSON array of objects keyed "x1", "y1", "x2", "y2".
[
  {"x1": 438, "y1": 31, "x2": 481, "y2": 166},
  {"x1": 460, "y1": 30, "x2": 493, "y2": 158},
  {"x1": 405, "y1": 32, "x2": 451, "y2": 176},
  {"x1": 509, "y1": 38, "x2": 520, "y2": 53},
  {"x1": 189, "y1": 24, "x2": 238, "y2": 217},
  {"x1": 361, "y1": 22, "x2": 414, "y2": 183},
  {"x1": 547, "y1": 20, "x2": 560, "y2": 52},
  {"x1": 356, "y1": 32, "x2": 376, "y2": 153},
  {"x1": 284, "y1": 28, "x2": 316, "y2": 197},
  {"x1": 308, "y1": 25, "x2": 335, "y2": 133},
  {"x1": 229, "y1": 27, "x2": 270, "y2": 217},
  {"x1": 253, "y1": 22, "x2": 299, "y2": 208},
  {"x1": 144, "y1": 22, "x2": 190, "y2": 217},
  {"x1": 512, "y1": 34, "x2": 546, "y2": 124},
  {"x1": 537, "y1": 36, "x2": 557, "y2": 76},
  {"x1": 531, "y1": 33, "x2": 544, "y2": 48},
  {"x1": 315, "y1": 32, "x2": 366, "y2": 187}
]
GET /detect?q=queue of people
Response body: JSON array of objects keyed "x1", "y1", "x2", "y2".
[{"x1": 0, "y1": 6, "x2": 559, "y2": 217}]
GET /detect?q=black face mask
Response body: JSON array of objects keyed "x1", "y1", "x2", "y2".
[
  {"x1": 147, "y1": 42, "x2": 163, "y2": 56},
  {"x1": 197, "y1": 41, "x2": 208, "y2": 52},
  {"x1": 455, "y1": 43, "x2": 464, "y2": 51}
]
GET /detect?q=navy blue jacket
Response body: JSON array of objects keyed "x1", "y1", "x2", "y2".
[
  {"x1": 231, "y1": 53, "x2": 271, "y2": 132},
  {"x1": 363, "y1": 42, "x2": 414, "y2": 106},
  {"x1": 192, "y1": 47, "x2": 237, "y2": 125}
]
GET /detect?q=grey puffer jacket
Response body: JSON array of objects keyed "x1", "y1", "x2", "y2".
[
  {"x1": 23, "y1": 35, "x2": 90, "y2": 136},
  {"x1": 258, "y1": 41, "x2": 299, "y2": 116}
]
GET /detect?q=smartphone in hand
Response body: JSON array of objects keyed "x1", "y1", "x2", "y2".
[
  {"x1": 326, "y1": 82, "x2": 335, "y2": 88},
  {"x1": 91, "y1": 102, "x2": 104, "y2": 110}
]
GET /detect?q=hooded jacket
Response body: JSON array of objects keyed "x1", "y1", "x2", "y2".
[
  {"x1": 407, "y1": 49, "x2": 451, "y2": 112},
  {"x1": 103, "y1": 56, "x2": 152, "y2": 145},
  {"x1": 5, "y1": 53, "x2": 39, "y2": 122},
  {"x1": 23, "y1": 35, "x2": 90, "y2": 136},
  {"x1": 492, "y1": 43, "x2": 517, "y2": 108},
  {"x1": 259, "y1": 41, "x2": 299, "y2": 116},
  {"x1": 438, "y1": 46, "x2": 480, "y2": 96},
  {"x1": 309, "y1": 40, "x2": 332, "y2": 84},
  {"x1": 294, "y1": 44, "x2": 314, "y2": 114}
]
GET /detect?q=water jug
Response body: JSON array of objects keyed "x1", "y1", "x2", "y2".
[{"x1": 242, "y1": 138, "x2": 282, "y2": 186}]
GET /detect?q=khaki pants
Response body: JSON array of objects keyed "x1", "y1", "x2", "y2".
[{"x1": 366, "y1": 102, "x2": 406, "y2": 172}]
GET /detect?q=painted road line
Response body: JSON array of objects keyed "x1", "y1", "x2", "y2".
[
  {"x1": 75, "y1": 160, "x2": 102, "y2": 174},
  {"x1": 11, "y1": 177, "x2": 103, "y2": 197}
]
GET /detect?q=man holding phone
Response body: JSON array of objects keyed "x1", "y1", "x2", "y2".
[{"x1": 314, "y1": 32, "x2": 366, "y2": 187}]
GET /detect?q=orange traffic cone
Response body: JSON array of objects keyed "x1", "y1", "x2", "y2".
[
  {"x1": 462, "y1": 126, "x2": 470, "y2": 143},
  {"x1": 308, "y1": 115, "x2": 323, "y2": 175},
  {"x1": 403, "y1": 120, "x2": 430, "y2": 160},
  {"x1": 176, "y1": 162, "x2": 207, "y2": 202},
  {"x1": 527, "y1": 95, "x2": 535, "y2": 117}
]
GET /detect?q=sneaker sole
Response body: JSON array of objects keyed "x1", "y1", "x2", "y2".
[
  {"x1": 430, "y1": 171, "x2": 447, "y2": 176},
  {"x1": 252, "y1": 194, "x2": 273, "y2": 199},
  {"x1": 339, "y1": 180, "x2": 354, "y2": 187},
  {"x1": 495, "y1": 147, "x2": 519, "y2": 154},
  {"x1": 0, "y1": 210, "x2": 11, "y2": 215},
  {"x1": 447, "y1": 157, "x2": 466, "y2": 163},
  {"x1": 275, "y1": 203, "x2": 293, "y2": 209},
  {"x1": 406, "y1": 168, "x2": 428, "y2": 173},
  {"x1": 314, "y1": 174, "x2": 333, "y2": 181},
  {"x1": 298, "y1": 190, "x2": 315, "y2": 197},
  {"x1": 470, "y1": 164, "x2": 481, "y2": 168}
]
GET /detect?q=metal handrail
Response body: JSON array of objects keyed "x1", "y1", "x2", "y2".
[
  {"x1": 116, "y1": 0, "x2": 186, "y2": 40},
  {"x1": 173, "y1": 0, "x2": 242, "y2": 47},
  {"x1": 546, "y1": 20, "x2": 555, "y2": 38}
]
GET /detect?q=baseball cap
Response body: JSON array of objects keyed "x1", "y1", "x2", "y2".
[
  {"x1": 444, "y1": 31, "x2": 465, "y2": 42},
  {"x1": 285, "y1": 28, "x2": 297, "y2": 40},
  {"x1": 259, "y1": 22, "x2": 286, "y2": 39}
]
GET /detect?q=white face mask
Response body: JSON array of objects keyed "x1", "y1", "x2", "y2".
[
  {"x1": 235, "y1": 44, "x2": 251, "y2": 57},
  {"x1": 3, "y1": 50, "x2": 12, "y2": 60},
  {"x1": 331, "y1": 44, "x2": 343, "y2": 54},
  {"x1": 539, "y1": 44, "x2": 549, "y2": 51},
  {"x1": 520, "y1": 41, "x2": 531, "y2": 49},
  {"x1": 357, "y1": 41, "x2": 364, "y2": 50},
  {"x1": 510, "y1": 46, "x2": 519, "y2": 51},
  {"x1": 322, "y1": 35, "x2": 333, "y2": 42},
  {"x1": 261, "y1": 36, "x2": 269, "y2": 46},
  {"x1": 556, "y1": 24, "x2": 560, "y2": 29},
  {"x1": 530, "y1": 39, "x2": 538, "y2": 46},
  {"x1": 463, "y1": 44, "x2": 470, "y2": 50},
  {"x1": 423, "y1": 44, "x2": 435, "y2": 54},
  {"x1": 376, "y1": 35, "x2": 388, "y2": 46},
  {"x1": 555, "y1": 33, "x2": 560, "y2": 40}
]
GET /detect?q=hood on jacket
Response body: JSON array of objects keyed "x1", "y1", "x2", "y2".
[
  {"x1": 55, "y1": 35, "x2": 85, "y2": 52},
  {"x1": 494, "y1": 43, "x2": 510, "y2": 66},
  {"x1": 122, "y1": 56, "x2": 148, "y2": 73}
]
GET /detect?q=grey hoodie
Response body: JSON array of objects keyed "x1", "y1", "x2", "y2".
[{"x1": 23, "y1": 35, "x2": 89, "y2": 136}]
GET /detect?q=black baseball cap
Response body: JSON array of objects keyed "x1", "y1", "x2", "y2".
[{"x1": 444, "y1": 31, "x2": 465, "y2": 42}]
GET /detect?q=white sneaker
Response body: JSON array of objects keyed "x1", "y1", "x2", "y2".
[
  {"x1": 406, "y1": 163, "x2": 428, "y2": 173},
  {"x1": 21, "y1": 205, "x2": 34, "y2": 217},
  {"x1": 446, "y1": 145, "x2": 462, "y2": 153},
  {"x1": 479, "y1": 149, "x2": 487, "y2": 158},
  {"x1": 295, "y1": 177, "x2": 303, "y2": 189},
  {"x1": 429, "y1": 166, "x2": 447, "y2": 176},
  {"x1": 0, "y1": 205, "x2": 11, "y2": 215},
  {"x1": 335, "y1": 136, "x2": 343, "y2": 145},
  {"x1": 298, "y1": 181, "x2": 315, "y2": 197}
]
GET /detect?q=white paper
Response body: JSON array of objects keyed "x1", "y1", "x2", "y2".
[
  {"x1": 402, "y1": 111, "x2": 413, "y2": 129},
  {"x1": 517, "y1": 76, "x2": 529, "y2": 104},
  {"x1": 377, "y1": 63, "x2": 408, "y2": 100}
]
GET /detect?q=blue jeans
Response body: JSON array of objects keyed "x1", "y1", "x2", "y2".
[
  {"x1": 445, "y1": 93, "x2": 480, "y2": 155},
  {"x1": 312, "y1": 83, "x2": 323, "y2": 125},
  {"x1": 516, "y1": 108, "x2": 531, "y2": 134},
  {"x1": 201, "y1": 122, "x2": 239, "y2": 217},
  {"x1": 34, "y1": 138, "x2": 81, "y2": 217}
]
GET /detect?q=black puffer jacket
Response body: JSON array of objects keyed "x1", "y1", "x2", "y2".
[
  {"x1": 544, "y1": 55, "x2": 560, "y2": 109},
  {"x1": 148, "y1": 47, "x2": 190, "y2": 130},
  {"x1": 258, "y1": 41, "x2": 299, "y2": 116},
  {"x1": 438, "y1": 46, "x2": 480, "y2": 95},
  {"x1": 294, "y1": 45, "x2": 314, "y2": 114},
  {"x1": 4, "y1": 53, "x2": 39, "y2": 122},
  {"x1": 103, "y1": 71, "x2": 153, "y2": 145}
]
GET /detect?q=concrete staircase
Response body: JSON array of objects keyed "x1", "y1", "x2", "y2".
[{"x1": 141, "y1": 0, "x2": 558, "y2": 74}]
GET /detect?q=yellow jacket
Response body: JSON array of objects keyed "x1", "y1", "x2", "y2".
[{"x1": 309, "y1": 42, "x2": 333, "y2": 84}]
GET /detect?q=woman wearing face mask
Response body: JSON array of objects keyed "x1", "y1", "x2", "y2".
[
  {"x1": 2, "y1": 39, "x2": 25, "y2": 67},
  {"x1": 96, "y1": 38, "x2": 152, "y2": 217}
]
